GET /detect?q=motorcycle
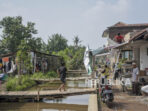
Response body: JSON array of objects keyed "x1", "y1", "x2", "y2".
[{"x1": 99, "y1": 78, "x2": 114, "y2": 107}]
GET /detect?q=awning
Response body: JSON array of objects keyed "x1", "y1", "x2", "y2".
[
  {"x1": 95, "y1": 52, "x2": 110, "y2": 57},
  {"x1": 92, "y1": 47, "x2": 109, "y2": 56},
  {"x1": 112, "y1": 41, "x2": 129, "y2": 49}
]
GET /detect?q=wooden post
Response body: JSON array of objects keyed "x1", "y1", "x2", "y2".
[
  {"x1": 37, "y1": 88, "x2": 40, "y2": 102},
  {"x1": 34, "y1": 53, "x2": 36, "y2": 73}
]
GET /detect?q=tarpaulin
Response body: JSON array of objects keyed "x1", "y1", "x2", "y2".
[{"x1": 2, "y1": 57, "x2": 9, "y2": 62}]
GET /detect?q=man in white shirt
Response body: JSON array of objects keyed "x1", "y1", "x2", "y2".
[{"x1": 131, "y1": 63, "x2": 139, "y2": 95}]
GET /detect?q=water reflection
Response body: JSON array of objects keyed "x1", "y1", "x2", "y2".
[
  {"x1": 67, "y1": 80, "x2": 91, "y2": 88},
  {"x1": 0, "y1": 102, "x2": 88, "y2": 111},
  {"x1": 0, "y1": 94, "x2": 89, "y2": 111},
  {"x1": 29, "y1": 79, "x2": 92, "y2": 91},
  {"x1": 43, "y1": 94, "x2": 89, "y2": 105}
]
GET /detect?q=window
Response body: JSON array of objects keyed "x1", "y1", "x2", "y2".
[{"x1": 122, "y1": 50, "x2": 133, "y2": 60}]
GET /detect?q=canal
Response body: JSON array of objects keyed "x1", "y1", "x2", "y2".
[{"x1": 0, "y1": 79, "x2": 93, "y2": 111}]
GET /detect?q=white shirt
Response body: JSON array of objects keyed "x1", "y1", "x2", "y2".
[{"x1": 132, "y1": 67, "x2": 139, "y2": 82}]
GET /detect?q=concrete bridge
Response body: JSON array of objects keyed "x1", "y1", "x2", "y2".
[{"x1": 0, "y1": 88, "x2": 96, "y2": 102}]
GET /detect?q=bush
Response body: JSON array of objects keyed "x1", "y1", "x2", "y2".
[
  {"x1": 6, "y1": 75, "x2": 36, "y2": 91},
  {"x1": 6, "y1": 71, "x2": 58, "y2": 91},
  {"x1": 46, "y1": 71, "x2": 58, "y2": 78},
  {"x1": 31, "y1": 71, "x2": 58, "y2": 79},
  {"x1": 31, "y1": 72, "x2": 45, "y2": 79},
  {"x1": 6, "y1": 77, "x2": 18, "y2": 91}
]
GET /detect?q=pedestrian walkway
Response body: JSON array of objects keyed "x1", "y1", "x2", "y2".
[{"x1": 0, "y1": 88, "x2": 96, "y2": 102}]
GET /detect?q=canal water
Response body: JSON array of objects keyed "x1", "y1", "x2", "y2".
[
  {"x1": 29, "y1": 79, "x2": 92, "y2": 91},
  {"x1": 0, "y1": 94, "x2": 89, "y2": 111},
  {"x1": 0, "y1": 79, "x2": 93, "y2": 111}
]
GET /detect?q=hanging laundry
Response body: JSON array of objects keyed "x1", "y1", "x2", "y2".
[{"x1": 7, "y1": 61, "x2": 17, "y2": 74}]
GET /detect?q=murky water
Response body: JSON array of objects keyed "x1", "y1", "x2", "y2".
[
  {"x1": 29, "y1": 79, "x2": 92, "y2": 91},
  {"x1": 0, "y1": 94, "x2": 89, "y2": 111}
]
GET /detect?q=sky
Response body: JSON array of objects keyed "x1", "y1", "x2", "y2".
[{"x1": 0, "y1": 0, "x2": 148, "y2": 49}]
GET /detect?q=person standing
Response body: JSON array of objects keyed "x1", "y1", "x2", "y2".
[
  {"x1": 131, "y1": 63, "x2": 139, "y2": 95},
  {"x1": 101, "y1": 65, "x2": 110, "y2": 85},
  {"x1": 57, "y1": 62, "x2": 67, "y2": 92},
  {"x1": 114, "y1": 33, "x2": 124, "y2": 44}
]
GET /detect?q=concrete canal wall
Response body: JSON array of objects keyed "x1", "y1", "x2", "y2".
[{"x1": 88, "y1": 94, "x2": 98, "y2": 111}]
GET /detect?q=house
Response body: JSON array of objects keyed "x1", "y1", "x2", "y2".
[
  {"x1": 129, "y1": 28, "x2": 148, "y2": 76},
  {"x1": 109, "y1": 26, "x2": 148, "y2": 77},
  {"x1": 0, "y1": 51, "x2": 63, "y2": 74},
  {"x1": 101, "y1": 22, "x2": 148, "y2": 71},
  {"x1": 102, "y1": 22, "x2": 148, "y2": 42}
]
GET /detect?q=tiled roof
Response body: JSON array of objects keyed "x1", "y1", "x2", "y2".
[{"x1": 109, "y1": 22, "x2": 148, "y2": 28}]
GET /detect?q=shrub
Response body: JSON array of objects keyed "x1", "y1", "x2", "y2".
[
  {"x1": 46, "y1": 71, "x2": 58, "y2": 78},
  {"x1": 6, "y1": 71, "x2": 58, "y2": 91},
  {"x1": 6, "y1": 75, "x2": 36, "y2": 91},
  {"x1": 6, "y1": 77, "x2": 18, "y2": 91},
  {"x1": 31, "y1": 71, "x2": 58, "y2": 79}
]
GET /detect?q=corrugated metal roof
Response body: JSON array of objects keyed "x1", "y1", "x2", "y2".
[{"x1": 129, "y1": 28, "x2": 148, "y2": 42}]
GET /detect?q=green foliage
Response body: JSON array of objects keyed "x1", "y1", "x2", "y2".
[
  {"x1": 6, "y1": 75, "x2": 36, "y2": 91},
  {"x1": 53, "y1": 46, "x2": 85, "y2": 70},
  {"x1": 31, "y1": 71, "x2": 58, "y2": 79},
  {"x1": 46, "y1": 71, "x2": 58, "y2": 78},
  {"x1": 6, "y1": 77, "x2": 18, "y2": 91},
  {"x1": 16, "y1": 40, "x2": 33, "y2": 74},
  {"x1": 6, "y1": 71, "x2": 57, "y2": 91},
  {"x1": 0, "y1": 16, "x2": 37, "y2": 54},
  {"x1": 28, "y1": 37, "x2": 47, "y2": 52},
  {"x1": 118, "y1": 58, "x2": 127, "y2": 69},
  {"x1": 73, "y1": 36, "x2": 81, "y2": 48},
  {"x1": 47, "y1": 33, "x2": 68, "y2": 52},
  {"x1": 0, "y1": 16, "x2": 86, "y2": 71},
  {"x1": 69, "y1": 47, "x2": 85, "y2": 69}
]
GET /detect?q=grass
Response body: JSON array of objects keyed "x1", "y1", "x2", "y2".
[
  {"x1": 6, "y1": 71, "x2": 58, "y2": 91},
  {"x1": 31, "y1": 71, "x2": 58, "y2": 79}
]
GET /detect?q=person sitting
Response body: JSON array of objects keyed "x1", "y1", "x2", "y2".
[{"x1": 114, "y1": 33, "x2": 124, "y2": 44}]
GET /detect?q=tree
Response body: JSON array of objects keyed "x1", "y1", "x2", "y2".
[
  {"x1": 69, "y1": 46, "x2": 85, "y2": 69},
  {"x1": 16, "y1": 40, "x2": 33, "y2": 75},
  {"x1": 73, "y1": 36, "x2": 81, "y2": 48},
  {"x1": 47, "y1": 34, "x2": 68, "y2": 52},
  {"x1": 28, "y1": 37, "x2": 47, "y2": 52},
  {"x1": 0, "y1": 16, "x2": 37, "y2": 54},
  {"x1": 53, "y1": 46, "x2": 85, "y2": 70}
]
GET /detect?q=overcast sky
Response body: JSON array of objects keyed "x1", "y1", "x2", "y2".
[{"x1": 0, "y1": 0, "x2": 148, "y2": 49}]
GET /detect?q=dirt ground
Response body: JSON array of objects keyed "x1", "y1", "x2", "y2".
[{"x1": 101, "y1": 87, "x2": 148, "y2": 111}]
